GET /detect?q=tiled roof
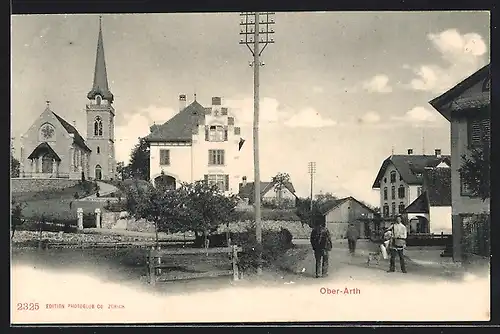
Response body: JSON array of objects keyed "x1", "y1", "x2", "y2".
[
  {"x1": 372, "y1": 154, "x2": 451, "y2": 189},
  {"x1": 320, "y1": 196, "x2": 377, "y2": 216},
  {"x1": 144, "y1": 101, "x2": 206, "y2": 143},
  {"x1": 404, "y1": 192, "x2": 429, "y2": 214},
  {"x1": 238, "y1": 180, "x2": 297, "y2": 202},
  {"x1": 52, "y1": 112, "x2": 91, "y2": 152},
  {"x1": 423, "y1": 167, "x2": 451, "y2": 207},
  {"x1": 27, "y1": 142, "x2": 61, "y2": 161}
]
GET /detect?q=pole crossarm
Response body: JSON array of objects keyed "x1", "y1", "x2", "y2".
[{"x1": 239, "y1": 12, "x2": 275, "y2": 56}]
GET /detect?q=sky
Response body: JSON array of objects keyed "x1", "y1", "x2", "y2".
[{"x1": 11, "y1": 12, "x2": 490, "y2": 206}]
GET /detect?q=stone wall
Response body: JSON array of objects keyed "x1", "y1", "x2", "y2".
[{"x1": 11, "y1": 178, "x2": 79, "y2": 193}]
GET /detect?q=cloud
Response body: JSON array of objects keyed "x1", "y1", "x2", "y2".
[
  {"x1": 224, "y1": 97, "x2": 288, "y2": 126},
  {"x1": 115, "y1": 105, "x2": 176, "y2": 164},
  {"x1": 362, "y1": 75, "x2": 393, "y2": 93},
  {"x1": 391, "y1": 106, "x2": 439, "y2": 127},
  {"x1": 284, "y1": 107, "x2": 337, "y2": 128},
  {"x1": 406, "y1": 29, "x2": 488, "y2": 93},
  {"x1": 313, "y1": 86, "x2": 324, "y2": 93},
  {"x1": 358, "y1": 111, "x2": 381, "y2": 124}
]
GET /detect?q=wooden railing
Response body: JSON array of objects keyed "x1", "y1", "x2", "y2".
[{"x1": 147, "y1": 245, "x2": 243, "y2": 285}]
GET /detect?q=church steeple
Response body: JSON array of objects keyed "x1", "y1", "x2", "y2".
[{"x1": 87, "y1": 15, "x2": 113, "y2": 103}]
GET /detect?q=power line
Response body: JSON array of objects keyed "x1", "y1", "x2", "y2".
[{"x1": 239, "y1": 12, "x2": 275, "y2": 276}]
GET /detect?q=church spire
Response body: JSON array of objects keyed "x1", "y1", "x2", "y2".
[{"x1": 87, "y1": 15, "x2": 114, "y2": 103}]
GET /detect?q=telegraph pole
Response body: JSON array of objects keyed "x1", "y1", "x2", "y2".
[
  {"x1": 308, "y1": 162, "x2": 316, "y2": 226},
  {"x1": 240, "y1": 12, "x2": 275, "y2": 275}
]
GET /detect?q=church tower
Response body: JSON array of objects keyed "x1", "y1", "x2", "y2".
[{"x1": 86, "y1": 16, "x2": 116, "y2": 180}]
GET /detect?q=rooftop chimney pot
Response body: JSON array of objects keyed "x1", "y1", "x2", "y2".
[
  {"x1": 435, "y1": 149, "x2": 442, "y2": 157},
  {"x1": 408, "y1": 149, "x2": 413, "y2": 155},
  {"x1": 179, "y1": 94, "x2": 187, "y2": 112}
]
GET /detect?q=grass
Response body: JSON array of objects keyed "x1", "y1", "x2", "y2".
[{"x1": 12, "y1": 181, "x2": 99, "y2": 202}]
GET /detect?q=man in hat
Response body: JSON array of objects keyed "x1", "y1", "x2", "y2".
[
  {"x1": 387, "y1": 215, "x2": 407, "y2": 273},
  {"x1": 346, "y1": 223, "x2": 360, "y2": 255},
  {"x1": 310, "y1": 221, "x2": 333, "y2": 278}
]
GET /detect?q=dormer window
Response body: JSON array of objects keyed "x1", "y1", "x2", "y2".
[
  {"x1": 96, "y1": 95, "x2": 102, "y2": 105},
  {"x1": 415, "y1": 173, "x2": 422, "y2": 178}
]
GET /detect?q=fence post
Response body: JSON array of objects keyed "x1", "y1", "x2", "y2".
[
  {"x1": 149, "y1": 246, "x2": 156, "y2": 285},
  {"x1": 77, "y1": 208, "x2": 84, "y2": 230},
  {"x1": 95, "y1": 208, "x2": 101, "y2": 229},
  {"x1": 232, "y1": 245, "x2": 239, "y2": 281},
  {"x1": 156, "y1": 245, "x2": 162, "y2": 276}
]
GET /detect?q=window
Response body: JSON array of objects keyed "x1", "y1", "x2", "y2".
[
  {"x1": 460, "y1": 172, "x2": 475, "y2": 197},
  {"x1": 398, "y1": 202, "x2": 405, "y2": 214},
  {"x1": 383, "y1": 177, "x2": 387, "y2": 183},
  {"x1": 204, "y1": 174, "x2": 229, "y2": 192},
  {"x1": 390, "y1": 171, "x2": 396, "y2": 183},
  {"x1": 208, "y1": 149, "x2": 225, "y2": 165},
  {"x1": 234, "y1": 127, "x2": 241, "y2": 135},
  {"x1": 160, "y1": 149, "x2": 170, "y2": 166},
  {"x1": 391, "y1": 186, "x2": 395, "y2": 200},
  {"x1": 96, "y1": 95, "x2": 102, "y2": 105},
  {"x1": 383, "y1": 187, "x2": 388, "y2": 200},
  {"x1": 391, "y1": 202, "x2": 396, "y2": 216},
  {"x1": 417, "y1": 186, "x2": 423, "y2": 197},
  {"x1": 206, "y1": 125, "x2": 226, "y2": 142},
  {"x1": 383, "y1": 204, "x2": 389, "y2": 217},
  {"x1": 97, "y1": 146, "x2": 100, "y2": 154},
  {"x1": 468, "y1": 116, "x2": 490, "y2": 148},
  {"x1": 398, "y1": 185, "x2": 405, "y2": 198},
  {"x1": 94, "y1": 116, "x2": 103, "y2": 136}
]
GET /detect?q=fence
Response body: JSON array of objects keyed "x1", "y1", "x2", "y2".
[
  {"x1": 146, "y1": 245, "x2": 242, "y2": 285},
  {"x1": 461, "y1": 213, "x2": 490, "y2": 258}
]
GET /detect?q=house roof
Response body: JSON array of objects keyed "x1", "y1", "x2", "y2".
[
  {"x1": 238, "y1": 180, "x2": 297, "y2": 201},
  {"x1": 404, "y1": 192, "x2": 429, "y2": 214},
  {"x1": 321, "y1": 196, "x2": 377, "y2": 216},
  {"x1": 372, "y1": 154, "x2": 451, "y2": 189},
  {"x1": 423, "y1": 167, "x2": 451, "y2": 207},
  {"x1": 429, "y1": 64, "x2": 490, "y2": 121},
  {"x1": 27, "y1": 142, "x2": 62, "y2": 161},
  {"x1": 52, "y1": 111, "x2": 91, "y2": 152},
  {"x1": 144, "y1": 101, "x2": 207, "y2": 143}
]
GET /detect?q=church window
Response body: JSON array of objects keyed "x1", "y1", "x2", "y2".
[
  {"x1": 94, "y1": 116, "x2": 103, "y2": 136},
  {"x1": 206, "y1": 125, "x2": 225, "y2": 142},
  {"x1": 39, "y1": 123, "x2": 55, "y2": 141},
  {"x1": 96, "y1": 95, "x2": 102, "y2": 105}
]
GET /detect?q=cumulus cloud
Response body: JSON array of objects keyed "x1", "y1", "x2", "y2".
[
  {"x1": 407, "y1": 29, "x2": 488, "y2": 93},
  {"x1": 224, "y1": 97, "x2": 288, "y2": 126},
  {"x1": 284, "y1": 107, "x2": 337, "y2": 128},
  {"x1": 358, "y1": 111, "x2": 381, "y2": 124},
  {"x1": 362, "y1": 74, "x2": 393, "y2": 93},
  {"x1": 391, "y1": 106, "x2": 439, "y2": 127}
]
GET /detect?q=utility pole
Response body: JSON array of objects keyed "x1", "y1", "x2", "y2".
[
  {"x1": 308, "y1": 162, "x2": 316, "y2": 226},
  {"x1": 240, "y1": 12, "x2": 275, "y2": 275}
]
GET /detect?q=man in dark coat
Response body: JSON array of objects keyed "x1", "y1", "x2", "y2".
[
  {"x1": 310, "y1": 222, "x2": 333, "y2": 278},
  {"x1": 346, "y1": 223, "x2": 360, "y2": 255}
]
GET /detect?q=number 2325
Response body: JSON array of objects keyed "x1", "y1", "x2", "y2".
[{"x1": 17, "y1": 303, "x2": 39, "y2": 311}]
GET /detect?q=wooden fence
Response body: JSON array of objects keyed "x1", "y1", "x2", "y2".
[{"x1": 146, "y1": 245, "x2": 243, "y2": 285}]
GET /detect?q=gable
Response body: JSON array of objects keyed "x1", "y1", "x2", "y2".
[{"x1": 22, "y1": 108, "x2": 72, "y2": 146}]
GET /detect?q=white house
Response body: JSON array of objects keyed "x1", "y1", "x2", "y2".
[
  {"x1": 144, "y1": 95, "x2": 245, "y2": 194},
  {"x1": 372, "y1": 150, "x2": 451, "y2": 220},
  {"x1": 237, "y1": 176, "x2": 298, "y2": 208}
]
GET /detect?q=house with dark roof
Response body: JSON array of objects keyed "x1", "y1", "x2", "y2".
[
  {"x1": 144, "y1": 95, "x2": 245, "y2": 194},
  {"x1": 19, "y1": 17, "x2": 116, "y2": 180},
  {"x1": 404, "y1": 167, "x2": 452, "y2": 235},
  {"x1": 428, "y1": 63, "x2": 490, "y2": 260},
  {"x1": 372, "y1": 150, "x2": 451, "y2": 220},
  {"x1": 237, "y1": 176, "x2": 298, "y2": 208},
  {"x1": 321, "y1": 196, "x2": 377, "y2": 239}
]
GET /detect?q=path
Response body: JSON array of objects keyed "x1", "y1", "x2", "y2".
[{"x1": 82, "y1": 181, "x2": 118, "y2": 199}]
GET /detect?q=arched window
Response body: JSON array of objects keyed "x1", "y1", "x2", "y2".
[
  {"x1": 383, "y1": 187, "x2": 388, "y2": 200},
  {"x1": 398, "y1": 185, "x2": 405, "y2": 198},
  {"x1": 94, "y1": 116, "x2": 103, "y2": 136},
  {"x1": 96, "y1": 95, "x2": 102, "y2": 105},
  {"x1": 97, "y1": 146, "x2": 100, "y2": 154}
]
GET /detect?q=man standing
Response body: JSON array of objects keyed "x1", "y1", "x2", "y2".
[
  {"x1": 388, "y1": 215, "x2": 407, "y2": 273},
  {"x1": 346, "y1": 223, "x2": 360, "y2": 255},
  {"x1": 310, "y1": 221, "x2": 333, "y2": 278}
]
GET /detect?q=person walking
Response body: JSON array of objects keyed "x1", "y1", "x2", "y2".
[
  {"x1": 387, "y1": 215, "x2": 408, "y2": 273},
  {"x1": 310, "y1": 221, "x2": 333, "y2": 278},
  {"x1": 346, "y1": 223, "x2": 360, "y2": 255}
]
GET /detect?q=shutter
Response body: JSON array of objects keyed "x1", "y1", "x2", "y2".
[
  {"x1": 221, "y1": 150, "x2": 225, "y2": 165},
  {"x1": 205, "y1": 126, "x2": 209, "y2": 141},
  {"x1": 225, "y1": 174, "x2": 229, "y2": 191},
  {"x1": 208, "y1": 150, "x2": 212, "y2": 165},
  {"x1": 224, "y1": 126, "x2": 228, "y2": 141},
  {"x1": 204, "y1": 174, "x2": 209, "y2": 184},
  {"x1": 481, "y1": 118, "x2": 490, "y2": 143}
]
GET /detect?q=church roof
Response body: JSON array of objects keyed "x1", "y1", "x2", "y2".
[
  {"x1": 144, "y1": 101, "x2": 207, "y2": 143},
  {"x1": 52, "y1": 111, "x2": 91, "y2": 152},
  {"x1": 87, "y1": 17, "x2": 113, "y2": 103},
  {"x1": 28, "y1": 142, "x2": 61, "y2": 161}
]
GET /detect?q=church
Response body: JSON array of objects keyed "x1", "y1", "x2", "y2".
[{"x1": 19, "y1": 17, "x2": 116, "y2": 181}]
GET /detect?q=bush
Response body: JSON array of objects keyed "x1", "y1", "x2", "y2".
[
  {"x1": 237, "y1": 209, "x2": 301, "y2": 221},
  {"x1": 104, "y1": 201, "x2": 127, "y2": 212},
  {"x1": 18, "y1": 219, "x2": 78, "y2": 233}
]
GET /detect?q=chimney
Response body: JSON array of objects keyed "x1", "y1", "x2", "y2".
[
  {"x1": 179, "y1": 94, "x2": 187, "y2": 111},
  {"x1": 435, "y1": 149, "x2": 442, "y2": 157},
  {"x1": 407, "y1": 149, "x2": 413, "y2": 155},
  {"x1": 212, "y1": 96, "x2": 222, "y2": 106},
  {"x1": 242, "y1": 176, "x2": 247, "y2": 186}
]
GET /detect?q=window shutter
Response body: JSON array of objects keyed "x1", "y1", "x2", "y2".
[
  {"x1": 221, "y1": 150, "x2": 225, "y2": 165},
  {"x1": 208, "y1": 150, "x2": 212, "y2": 165},
  {"x1": 224, "y1": 126, "x2": 228, "y2": 141},
  {"x1": 225, "y1": 174, "x2": 229, "y2": 191},
  {"x1": 204, "y1": 174, "x2": 209, "y2": 184},
  {"x1": 205, "y1": 126, "x2": 209, "y2": 141}
]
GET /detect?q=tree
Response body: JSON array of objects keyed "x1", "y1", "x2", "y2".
[
  {"x1": 129, "y1": 137, "x2": 150, "y2": 181},
  {"x1": 11, "y1": 145, "x2": 20, "y2": 178},
  {"x1": 271, "y1": 172, "x2": 291, "y2": 208},
  {"x1": 295, "y1": 197, "x2": 325, "y2": 228},
  {"x1": 459, "y1": 142, "x2": 490, "y2": 201},
  {"x1": 315, "y1": 192, "x2": 339, "y2": 205},
  {"x1": 11, "y1": 200, "x2": 25, "y2": 240}
]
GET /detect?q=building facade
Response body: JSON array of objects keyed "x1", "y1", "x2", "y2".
[
  {"x1": 19, "y1": 17, "x2": 116, "y2": 181},
  {"x1": 145, "y1": 96, "x2": 245, "y2": 195},
  {"x1": 429, "y1": 64, "x2": 490, "y2": 260},
  {"x1": 372, "y1": 151, "x2": 451, "y2": 219},
  {"x1": 238, "y1": 177, "x2": 298, "y2": 208}
]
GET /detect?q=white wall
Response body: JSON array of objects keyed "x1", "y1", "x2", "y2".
[
  {"x1": 325, "y1": 200, "x2": 350, "y2": 223},
  {"x1": 149, "y1": 143, "x2": 192, "y2": 186},
  {"x1": 429, "y1": 206, "x2": 452, "y2": 234},
  {"x1": 378, "y1": 163, "x2": 417, "y2": 217}
]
